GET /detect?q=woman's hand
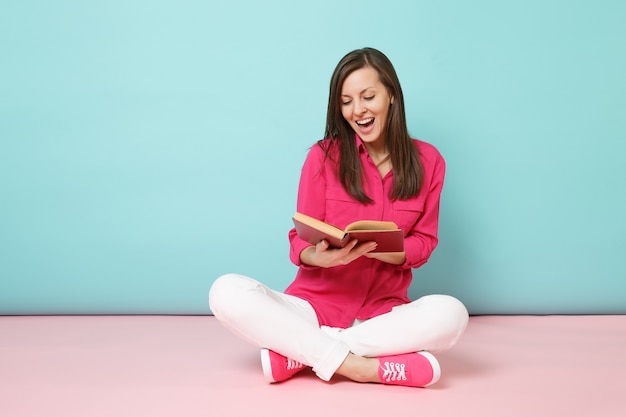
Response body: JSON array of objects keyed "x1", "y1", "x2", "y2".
[
  {"x1": 364, "y1": 251, "x2": 406, "y2": 265},
  {"x1": 300, "y1": 239, "x2": 377, "y2": 268}
]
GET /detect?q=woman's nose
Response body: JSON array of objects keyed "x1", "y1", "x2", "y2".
[{"x1": 355, "y1": 100, "x2": 367, "y2": 115}]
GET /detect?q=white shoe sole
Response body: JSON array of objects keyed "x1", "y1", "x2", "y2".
[
  {"x1": 418, "y1": 351, "x2": 441, "y2": 387},
  {"x1": 260, "y1": 348, "x2": 277, "y2": 383}
]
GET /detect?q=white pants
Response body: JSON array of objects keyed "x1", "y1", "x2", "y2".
[{"x1": 208, "y1": 273, "x2": 469, "y2": 381}]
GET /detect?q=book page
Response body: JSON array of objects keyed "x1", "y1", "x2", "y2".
[
  {"x1": 345, "y1": 220, "x2": 398, "y2": 231},
  {"x1": 293, "y1": 212, "x2": 346, "y2": 240}
]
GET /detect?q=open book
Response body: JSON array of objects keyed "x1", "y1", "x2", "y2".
[{"x1": 292, "y1": 212, "x2": 404, "y2": 253}]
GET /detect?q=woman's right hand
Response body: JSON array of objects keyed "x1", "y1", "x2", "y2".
[{"x1": 299, "y1": 239, "x2": 378, "y2": 268}]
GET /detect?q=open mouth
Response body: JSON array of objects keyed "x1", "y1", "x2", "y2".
[{"x1": 356, "y1": 117, "x2": 374, "y2": 128}]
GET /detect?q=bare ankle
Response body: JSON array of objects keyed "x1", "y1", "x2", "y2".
[{"x1": 336, "y1": 353, "x2": 380, "y2": 383}]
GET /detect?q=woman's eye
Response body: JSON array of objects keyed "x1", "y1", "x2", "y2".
[
  {"x1": 342, "y1": 100, "x2": 352, "y2": 106},
  {"x1": 364, "y1": 96, "x2": 374, "y2": 101}
]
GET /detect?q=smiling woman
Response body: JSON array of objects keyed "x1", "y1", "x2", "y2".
[
  {"x1": 340, "y1": 67, "x2": 393, "y2": 145},
  {"x1": 208, "y1": 47, "x2": 468, "y2": 389},
  {"x1": 340, "y1": 67, "x2": 393, "y2": 175},
  {"x1": 325, "y1": 48, "x2": 425, "y2": 203}
]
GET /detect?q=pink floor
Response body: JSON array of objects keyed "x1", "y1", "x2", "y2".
[{"x1": 1, "y1": 315, "x2": 625, "y2": 417}]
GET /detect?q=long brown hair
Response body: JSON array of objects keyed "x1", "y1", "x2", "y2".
[{"x1": 321, "y1": 47, "x2": 424, "y2": 203}]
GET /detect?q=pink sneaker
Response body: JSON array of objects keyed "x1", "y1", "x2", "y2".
[
  {"x1": 260, "y1": 348, "x2": 306, "y2": 383},
  {"x1": 377, "y1": 351, "x2": 441, "y2": 388}
]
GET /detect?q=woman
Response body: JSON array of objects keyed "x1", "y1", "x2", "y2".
[{"x1": 209, "y1": 47, "x2": 468, "y2": 388}]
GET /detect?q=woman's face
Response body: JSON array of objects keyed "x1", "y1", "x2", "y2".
[{"x1": 340, "y1": 66, "x2": 393, "y2": 146}]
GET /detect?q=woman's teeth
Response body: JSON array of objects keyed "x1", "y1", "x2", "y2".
[{"x1": 356, "y1": 118, "x2": 374, "y2": 127}]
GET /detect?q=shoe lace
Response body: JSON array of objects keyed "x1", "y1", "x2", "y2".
[
  {"x1": 381, "y1": 361, "x2": 407, "y2": 382},
  {"x1": 286, "y1": 357, "x2": 304, "y2": 370}
]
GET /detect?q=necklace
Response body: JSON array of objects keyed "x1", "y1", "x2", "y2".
[{"x1": 375, "y1": 154, "x2": 391, "y2": 167}]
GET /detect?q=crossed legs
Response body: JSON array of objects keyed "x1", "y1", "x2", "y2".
[{"x1": 209, "y1": 273, "x2": 468, "y2": 383}]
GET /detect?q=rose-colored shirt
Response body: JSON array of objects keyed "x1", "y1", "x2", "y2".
[{"x1": 285, "y1": 136, "x2": 446, "y2": 328}]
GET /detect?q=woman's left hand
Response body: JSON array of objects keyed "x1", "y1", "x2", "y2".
[{"x1": 364, "y1": 251, "x2": 406, "y2": 265}]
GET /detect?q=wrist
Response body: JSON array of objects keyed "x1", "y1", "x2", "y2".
[{"x1": 299, "y1": 246, "x2": 317, "y2": 267}]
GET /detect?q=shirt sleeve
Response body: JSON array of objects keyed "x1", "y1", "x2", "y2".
[
  {"x1": 401, "y1": 144, "x2": 446, "y2": 269},
  {"x1": 289, "y1": 144, "x2": 328, "y2": 267}
]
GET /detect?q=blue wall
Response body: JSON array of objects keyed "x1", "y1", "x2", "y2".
[{"x1": 1, "y1": 0, "x2": 625, "y2": 315}]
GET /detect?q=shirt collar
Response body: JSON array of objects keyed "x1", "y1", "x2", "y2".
[{"x1": 355, "y1": 134, "x2": 368, "y2": 155}]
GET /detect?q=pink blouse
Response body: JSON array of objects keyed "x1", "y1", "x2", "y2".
[{"x1": 285, "y1": 136, "x2": 446, "y2": 328}]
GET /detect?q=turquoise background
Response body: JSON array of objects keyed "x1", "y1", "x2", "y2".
[{"x1": 1, "y1": 0, "x2": 625, "y2": 315}]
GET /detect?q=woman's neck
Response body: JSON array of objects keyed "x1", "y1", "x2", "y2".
[{"x1": 363, "y1": 140, "x2": 388, "y2": 159}]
